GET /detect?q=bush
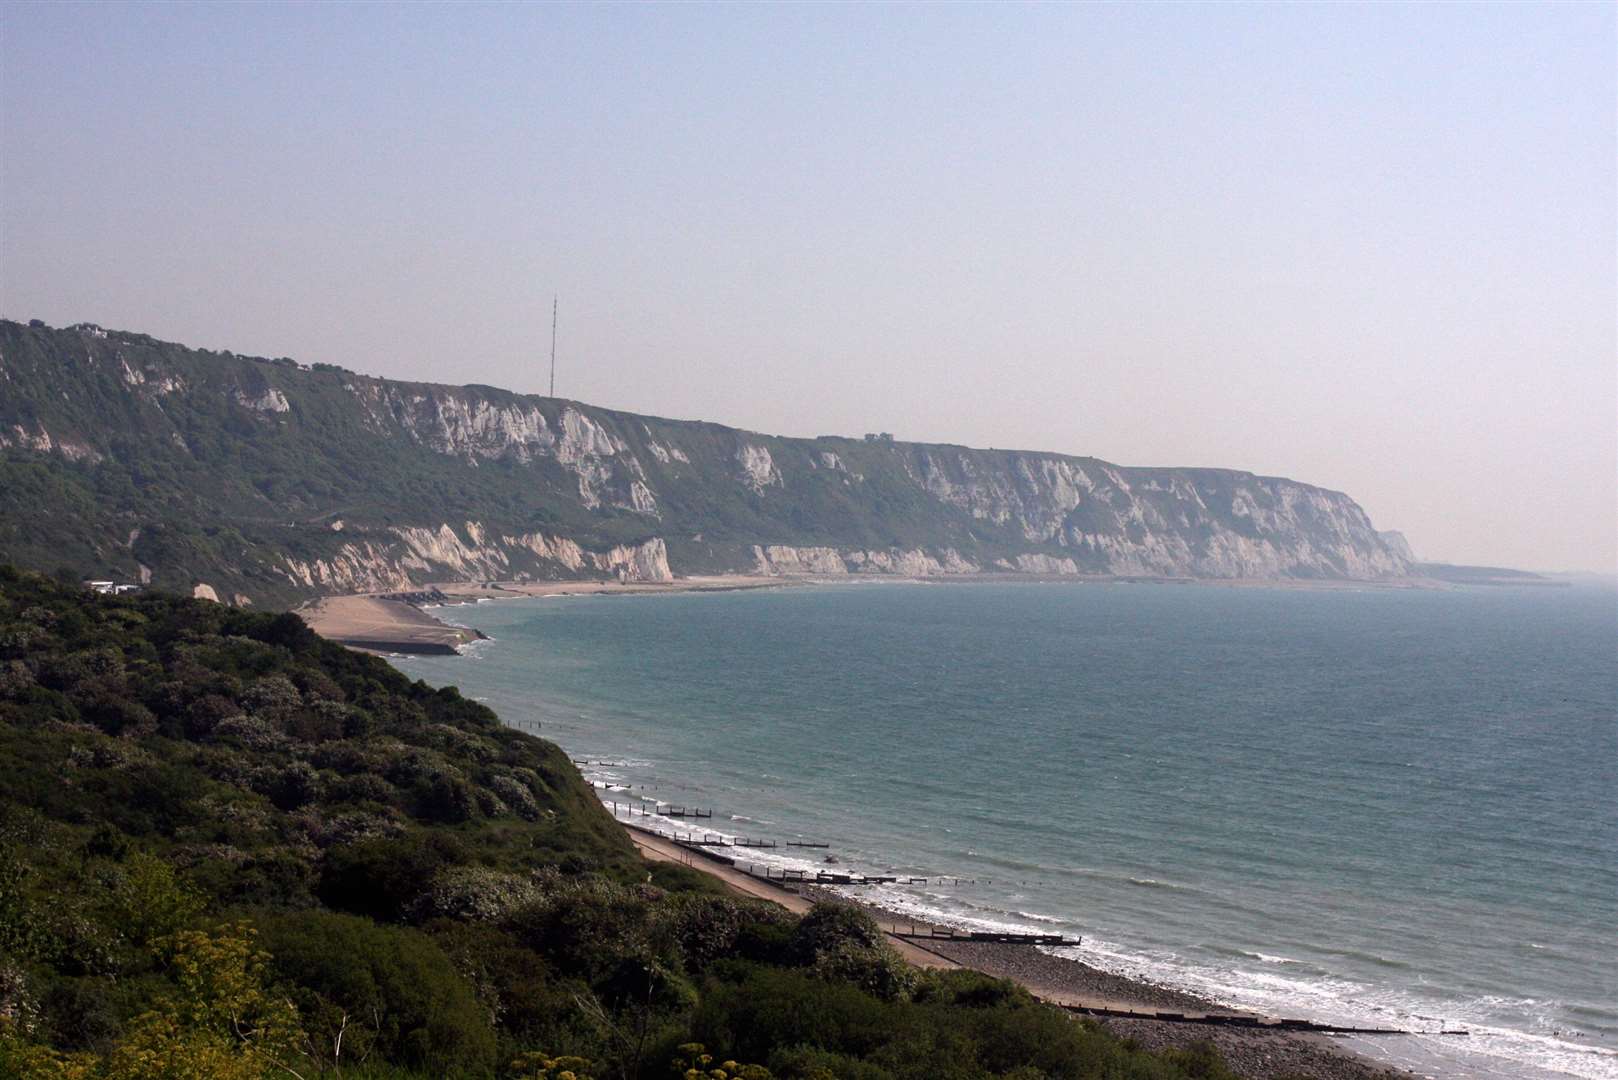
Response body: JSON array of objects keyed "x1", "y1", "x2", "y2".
[
  {"x1": 40, "y1": 976, "x2": 121, "y2": 1052},
  {"x1": 318, "y1": 832, "x2": 469, "y2": 922},
  {"x1": 788, "y1": 903, "x2": 916, "y2": 1002},
  {"x1": 504, "y1": 876, "x2": 658, "y2": 981},
  {"x1": 691, "y1": 964, "x2": 902, "y2": 1067},
  {"x1": 656, "y1": 894, "x2": 790, "y2": 972},
  {"x1": 107, "y1": 853, "x2": 205, "y2": 948},
  {"x1": 258, "y1": 909, "x2": 497, "y2": 1076},
  {"x1": 411, "y1": 865, "x2": 544, "y2": 924},
  {"x1": 413, "y1": 772, "x2": 478, "y2": 824}
]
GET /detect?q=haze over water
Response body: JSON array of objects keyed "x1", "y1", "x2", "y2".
[{"x1": 397, "y1": 581, "x2": 1618, "y2": 1080}]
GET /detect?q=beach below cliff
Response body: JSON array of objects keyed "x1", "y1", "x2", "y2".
[{"x1": 295, "y1": 593, "x2": 483, "y2": 654}]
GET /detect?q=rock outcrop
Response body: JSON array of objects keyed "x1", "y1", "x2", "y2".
[{"x1": 278, "y1": 529, "x2": 672, "y2": 594}]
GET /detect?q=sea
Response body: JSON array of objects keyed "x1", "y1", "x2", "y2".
[{"x1": 392, "y1": 580, "x2": 1618, "y2": 1080}]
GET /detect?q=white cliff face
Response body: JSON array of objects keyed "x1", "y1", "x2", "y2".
[
  {"x1": 504, "y1": 531, "x2": 589, "y2": 571},
  {"x1": 279, "y1": 541, "x2": 421, "y2": 593},
  {"x1": 354, "y1": 386, "x2": 557, "y2": 461},
  {"x1": 998, "y1": 553, "x2": 1081, "y2": 575},
  {"x1": 737, "y1": 444, "x2": 781, "y2": 492},
  {"x1": 626, "y1": 481, "x2": 659, "y2": 515},
  {"x1": 747, "y1": 452, "x2": 1406, "y2": 583},
  {"x1": 508, "y1": 533, "x2": 670, "y2": 581},
  {"x1": 1, "y1": 423, "x2": 103, "y2": 464},
  {"x1": 591, "y1": 538, "x2": 671, "y2": 582},
  {"x1": 393, "y1": 524, "x2": 511, "y2": 578},
  {"x1": 911, "y1": 449, "x2": 1096, "y2": 542},
  {"x1": 233, "y1": 387, "x2": 290, "y2": 413},
  {"x1": 556, "y1": 407, "x2": 623, "y2": 462},
  {"x1": 902, "y1": 447, "x2": 1405, "y2": 580},
  {"x1": 345, "y1": 387, "x2": 661, "y2": 517},
  {"x1": 752, "y1": 545, "x2": 849, "y2": 575},
  {"x1": 753, "y1": 545, "x2": 980, "y2": 577},
  {"x1": 849, "y1": 548, "x2": 979, "y2": 575},
  {"x1": 646, "y1": 439, "x2": 690, "y2": 465},
  {"x1": 1379, "y1": 530, "x2": 1417, "y2": 563},
  {"x1": 552, "y1": 407, "x2": 642, "y2": 511},
  {"x1": 276, "y1": 523, "x2": 672, "y2": 592}
]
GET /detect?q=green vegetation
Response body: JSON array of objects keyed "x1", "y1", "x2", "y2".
[{"x1": 0, "y1": 567, "x2": 1246, "y2": 1078}]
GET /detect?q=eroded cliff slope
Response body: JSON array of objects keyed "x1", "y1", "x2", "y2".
[{"x1": 0, "y1": 320, "x2": 1409, "y2": 603}]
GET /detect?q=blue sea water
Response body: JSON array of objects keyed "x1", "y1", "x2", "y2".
[{"x1": 394, "y1": 581, "x2": 1618, "y2": 1080}]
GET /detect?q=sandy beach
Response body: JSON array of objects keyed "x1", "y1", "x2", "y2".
[
  {"x1": 294, "y1": 594, "x2": 485, "y2": 654},
  {"x1": 625, "y1": 821, "x2": 1408, "y2": 1080}
]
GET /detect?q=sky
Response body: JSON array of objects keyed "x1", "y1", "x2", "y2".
[{"x1": 1, "y1": 3, "x2": 1613, "y2": 572}]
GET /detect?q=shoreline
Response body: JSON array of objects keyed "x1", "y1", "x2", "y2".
[
  {"x1": 299, "y1": 570, "x2": 1456, "y2": 655},
  {"x1": 624, "y1": 819, "x2": 1407, "y2": 1080}
]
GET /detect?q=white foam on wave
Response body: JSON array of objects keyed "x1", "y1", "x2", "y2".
[
  {"x1": 1044, "y1": 936, "x2": 1618, "y2": 1080},
  {"x1": 1014, "y1": 910, "x2": 1065, "y2": 925},
  {"x1": 1128, "y1": 876, "x2": 1181, "y2": 889},
  {"x1": 846, "y1": 882, "x2": 1066, "y2": 937},
  {"x1": 834, "y1": 873, "x2": 1618, "y2": 1080},
  {"x1": 454, "y1": 636, "x2": 495, "y2": 660}
]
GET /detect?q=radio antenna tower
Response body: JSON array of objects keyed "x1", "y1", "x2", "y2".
[{"x1": 549, "y1": 295, "x2": 557, "y2": 398}]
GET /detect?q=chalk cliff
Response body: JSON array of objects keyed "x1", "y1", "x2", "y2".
[{"x1": 0, "y1": 320, "x2": 1410, "y2": 604}]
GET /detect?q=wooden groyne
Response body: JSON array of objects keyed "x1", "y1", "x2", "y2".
[
  {"x1": 1054, "y1": 1002, "x2": 1465, "y2": 1036},
  {"x1": 734, "y1": 863, "x2": 930, "y2": 888},
  {"x1": 653, "y1": 831, "x2": 780, "y2": 849},
  {"x1": 890, "y1": 926, "x2": 1078, "y2": 947},
  {"x1": 605, "y1": 801, "x2": 712, "y2": 819}
]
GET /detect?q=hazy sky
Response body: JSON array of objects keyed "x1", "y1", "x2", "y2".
[{"x1": 2, "y1": 3, "x2": 1613, "y2": 572}]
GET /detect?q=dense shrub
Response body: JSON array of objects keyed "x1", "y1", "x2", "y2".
[
  {"x1": 318, "y1": 832, "x2": 471, "y2": 922},
  {"x1": 258, "y1": 910, "x2": 498, "y2": 1075},
  {"x1": 788, "y1": 902, "x2": 917, "y2": 1002}
]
